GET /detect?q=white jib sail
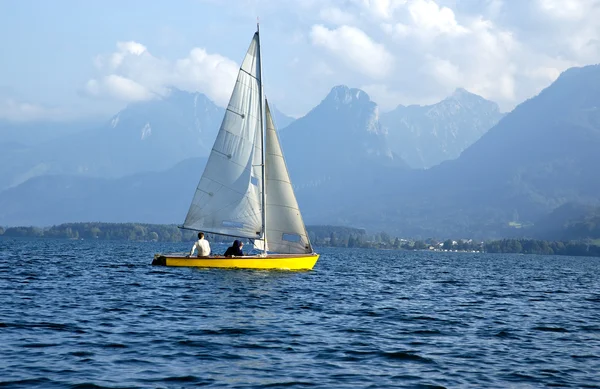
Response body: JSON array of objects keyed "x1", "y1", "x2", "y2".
[
  {"x1": 183, "y1": 33, "x2": 264, "y2": 239},
  {"x1": 264, "y1": 101, "x2": 313, "y2": 254}
]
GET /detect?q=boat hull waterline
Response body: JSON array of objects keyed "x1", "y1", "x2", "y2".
[{"x1": 153, "y1": 253, "x2": 320, "y2": 270}]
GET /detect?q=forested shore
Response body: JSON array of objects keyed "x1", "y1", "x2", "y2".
[{"x1": 1, "y1": 222, "x2": 599, "y2": 257}]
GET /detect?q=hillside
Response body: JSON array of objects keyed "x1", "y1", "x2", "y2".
[
  {"x1": 340, "y1": 65, "x2": 600, "y2": 237},
  {"x1": 0, "y1": 90, "x2": 223, "y2": 190},
  {"x1": 380, "y1": 88, "x2": 503, "y2": 169}
]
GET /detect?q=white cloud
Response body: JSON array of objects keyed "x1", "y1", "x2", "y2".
[
  {"x1": 532, "y1": 0, "x2": 600, "y2": 63},
  {"x1": 381, "y1": 0, "x2": 468, "y2": 41},
  {"x1": 319, "y1": 7, "x2": 355, "y2": 25},
  {"x1": 538, "y1": 0, "x2": 587, "y2": 20},
  {"x1": 370, "y1": 2, "x2": 546, "y2": 108},
  {"x1": 112, "y1": 41, "x2": 147, "y2": 66},
  {"x1": 66, "y1": 0, "x2": 600, "y2": 116},
  {"x1": 408, "y1": 0, "x2": 468, "y2": 37},
  {"x1": 361, "y1": 0, "x2": 407, "y2": 20},
  {"x1": 451, "y1": 18, "x2": 519, "y2": 101},
  {"x1": 85, "y1": 75, "x2": 155, "y2": 102},
  {"x1": 0, "y1": 97, "x2": 64, "y2": 122},
  {"x1": 382, "y1": 22, "x2": 411, "y2": 38},
  {"x1": 193, "y1": 0, "x2": 600, "y2": 113},
  {"x1": 361, "y1": 83, "x2": 427, "y2": 110},
  {"x1": 84, "y1": 41, "x2": 239, "y2": 106},
  {"x1": 424, "y1": 56, "x2": 462, "y2": 88},
  {"x1": 310, "y1": 60, "x2": 335, "y2": 77},
  {"x1": 172, "y1": 48, "x2": 239, "y2": 105},
  {"x1": 526, "y1": 66, "x2": 561, "y2": 82},
  {"x1": 310, "y1": 24, "x2": 393, "y2": 79},
  {"x1": 290, "y1": 0, "x2": 599, "y2": 111}
]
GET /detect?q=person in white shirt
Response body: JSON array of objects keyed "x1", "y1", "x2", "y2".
[{"x1": 188, "y1": 232, "x2": 211, "y2": 257}]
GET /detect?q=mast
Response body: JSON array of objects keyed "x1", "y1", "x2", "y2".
[{"x1": 257, "y1": 22, "x2": 268, "y2": 256}]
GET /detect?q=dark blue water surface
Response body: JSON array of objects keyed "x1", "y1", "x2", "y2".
[{"x1": 1, "y1": 238, "x2": 600, "y2": 388}]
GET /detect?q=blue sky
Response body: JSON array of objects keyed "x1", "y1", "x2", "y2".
[{"x1": 1, "y1": 0, "x2": 599, "y2": 121}]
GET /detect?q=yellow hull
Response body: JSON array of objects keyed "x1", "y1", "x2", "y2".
[{"x1": 152, "y1": 253, "x2": 319, "y2": 270}]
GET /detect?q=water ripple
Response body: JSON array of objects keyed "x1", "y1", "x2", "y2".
[{"x1": 1, "y1": 238, "x2": 600, "y2": 388}]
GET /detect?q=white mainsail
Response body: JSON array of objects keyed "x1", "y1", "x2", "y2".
[
  {"x1": 264, "y1": 101, "x2": 313, "y2": 254},
  {"x1": 183, "y1": 33, "x2": 264, "y2": 239}
]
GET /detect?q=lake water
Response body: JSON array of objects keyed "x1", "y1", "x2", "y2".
[{"x1": 1, "y1": 238, "x2": 599, "y2": 388}]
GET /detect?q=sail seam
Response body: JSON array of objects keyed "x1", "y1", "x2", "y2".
[
  {"x1": 189, "y1": 190, "x2": 261, "y2": 227},
  {"x1": 240, "y1": 68, "x2": 259, "y2": 80},
  {"x1": 225, "y1": 107, "x2": 247, "y2": 119},
  {"x1": 200, "y1": 175, "x2": 253, "y2": 196},
  {"x1": 267, "y1": 228, "x2": 307, "y2": 236},
  {"x1": 266, "y1": 178, "x2": 292, "y2": 184},
  {"x1": 214, "y1": 124, "x2": 260, "y2": 144},
  {"x1": 181, "y1": 227, "x2": 261, "y2": 240},
  {"x1": 265, "y1": 204, "x2": 300, "y2": 211},
  {"x1": 190, "y1": 199, "x2": 262, "y2": 227},
  {"x1": 209, "y1": 149, "x2": 256, "y2": 171}
]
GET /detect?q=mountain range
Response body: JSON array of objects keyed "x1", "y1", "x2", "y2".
[
  {"x1": 0, "y1": 91, "x2": 298, "y2": 193},
  {"x1": 0, "y1": 90, "x2": 222, "y2": 191},
  {"x1": 380, "y1": 88, "x2": 504, "y2": 169},
  {"x1": 2, "y1": 64, "x2": 599, "y2": 239},
  {"x1": 280, "y1": 85, "x2": 405, "y2": 189},
  {"x1": 306, "y1": 65, "x2": 600, "y2": 237}
]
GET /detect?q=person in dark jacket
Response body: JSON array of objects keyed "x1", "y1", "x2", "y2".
[{"x1": 224, "y1": 240, "x2": 244, "y2": 257}]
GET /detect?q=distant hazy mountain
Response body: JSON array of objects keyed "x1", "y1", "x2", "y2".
[
  {"x1": 4, "y1": 67, "x2": 600, "y2": 239},
  {"x1": 270, "y1": 104, "x2": 295, "y2": 129},
  {"x1": 0, "y1": 118, "x2": 102, "y2": 146},
  {"x1": 449, "y1": 64, "x2": 600, "y2": 203},
  {"x1": 0, "y1": 89, "x2": 223, "y2": 190},
  {"x1": 0, "y1": 158, "x2": 207, "y2": 226},
  {"x1": 0, "y1": 118, "x2": 102, "y2": 190},
  {"x1": 329, "y1": 64, "x2": 600, "y2": 237},
  {"x1": 69, "y1": 88, "x2": 224, "y2": 177},
  {"x1": 380, "y1": 88, "x2": 504, "y2": 169},
  {"x1": 280, "y1": 85, "x2": 406, "y2": 189},
  {"x1": 529, "y1": 202, "x2": 600, "y2": 240},
  {"x1": 0, "y1": 85, "x2": 408, "y2": 227}
]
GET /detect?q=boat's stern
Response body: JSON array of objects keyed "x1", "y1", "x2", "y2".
[{"x1": 152, "y1": 254, "x2": 167, "y2": 266}]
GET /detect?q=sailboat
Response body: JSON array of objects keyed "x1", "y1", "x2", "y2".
[{"x1": 152, "y1": 26, "x2": 319, "y2": 270}]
